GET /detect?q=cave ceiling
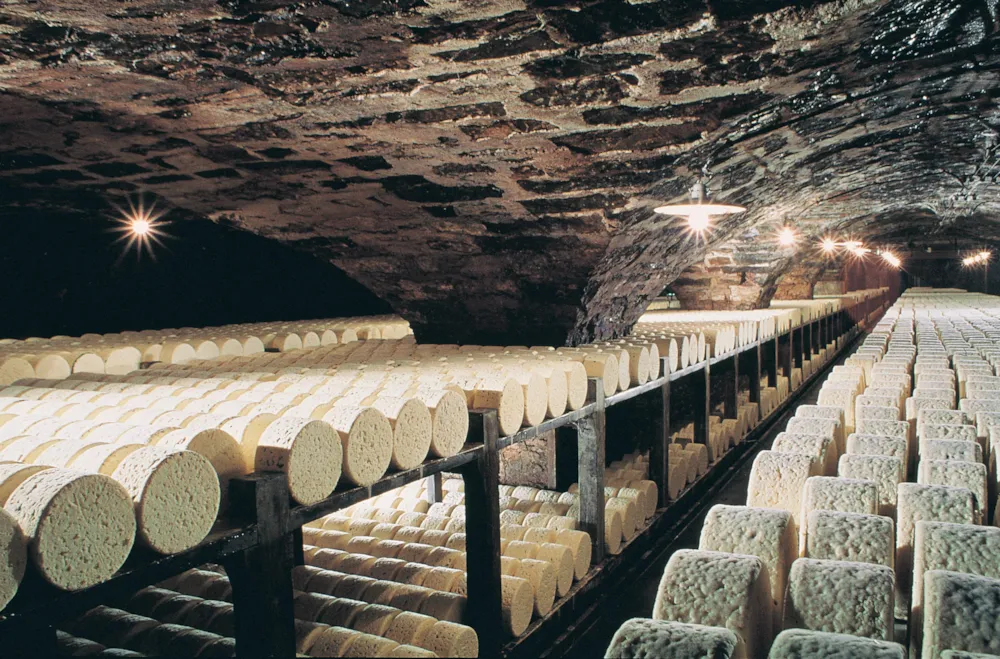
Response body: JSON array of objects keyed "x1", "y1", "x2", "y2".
[{"x1": 2, "y1": 0, "x2": 1000, "y2": 344}]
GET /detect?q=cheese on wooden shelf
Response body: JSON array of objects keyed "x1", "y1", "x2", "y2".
[
  {"x1": 4, "y1": 468, "x2": 135, "y2": 590},
  {"x1": 111, "y1": 447, "x2": 220, "y2": 554}
]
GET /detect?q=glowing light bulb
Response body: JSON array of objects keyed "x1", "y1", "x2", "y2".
[
  {"x1": 131, "y1": 218, "x2": 152, "y2": 236},
  {"x1": 111, "y1": 195, "x2": 168, "y2": 260},
  {"x1": 881, "y1": 251, "x2": 901, "y2": 268},
  {"x1": 979, "y1": 251, "x2": 991, "y2": 261},
  {"x1": 778, "y1": 226, "x2": 797, "y2": 246},
  {"x1": 820, "y1": 237, "x2": 837, "y2": 253},
  {"x1": 687, "y1": 211, "x2": 711, "y2": 234}
]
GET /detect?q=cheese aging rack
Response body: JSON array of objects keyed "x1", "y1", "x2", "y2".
[{"x1": 0, "y1": 291, "x2": 891, "y2": 658}]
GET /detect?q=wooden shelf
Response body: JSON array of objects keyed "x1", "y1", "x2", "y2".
[{"x1": 0, "y1": 292, "x2": 890, "y2": 659}]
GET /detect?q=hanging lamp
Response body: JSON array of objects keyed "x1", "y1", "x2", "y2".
[{"x1": 653, "y1": 178, "x2": 746, "y2": 234}]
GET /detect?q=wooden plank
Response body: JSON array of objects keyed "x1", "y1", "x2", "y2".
[
  {"x1": 780, "y1": 333, "x2": 793, "y2": 381},
  {"x1": 747, "y1": 342, "x2": 762, "y2": 405},
  {"x1": 693, "y1": 361, "x2": 710, "y2": 446},
  {"x1": 650, "y1": 363, "x2": 671, "y2": 509},
  {"x1": 463, "y1": 410, "x2": 504, "y2": 657},
  {"x1": 723, "y1": 359, "x2": 738, "y2": 420},
  {"x1": 224, "y1": 473, "x2": 297, "y2": 659},
  {"x1": 576, "y1": 379, "x2": 607, "y2": 565}
]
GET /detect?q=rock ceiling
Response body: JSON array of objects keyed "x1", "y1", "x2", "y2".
[{"x1": 2, "y1": 0, "x2": 1000, "y2": 344}]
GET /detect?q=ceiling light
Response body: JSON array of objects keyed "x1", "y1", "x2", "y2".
[
  {"x1": 654, "y1": 180, "x2": 746, "y2": 236},
  {"x1": 881, "y1": 251, "x2": 901, "y2": 268},
  {"x1": 778, "y1": 226, "x2": 797, "y2": 246},
  {"x1": 819, "y1": 237, "x2": 838, "y2": 253},
  {"x1": 112, "y1": 195, "x2": 168, "y2": 259},
  {"x1": 131, "y1": 217, "x2": 152, "y2": 236},
  {"x1": 963, "y1": 251, "x2": 992, "y2": 266}
]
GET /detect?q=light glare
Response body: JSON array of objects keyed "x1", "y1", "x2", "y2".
[
  {"x1": 881, "y1": 251, "x2": 901, "y2": 268},
  {"x1": 963, "y1": 251, "x2": 991, "y2": 267},
  {"x1": 111, "y1": 195, "x2": 168, "y2": 260},
  {"x1": 820, "y1": 237, "x2": 837, "y2": 253},
  {"x1": 687, "y1": 211, "x2": 711, "y2": 234},
  {"x1": 778, "y1": 226, "x2": 797, "y2": 246},
  {"x1": 131, "y1": 218, "x2": 152, "y2": 236}
]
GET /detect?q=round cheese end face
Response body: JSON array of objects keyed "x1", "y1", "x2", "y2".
[
  {"x1": 427, "y1": 390, "x2": 468, "y2": 458},
  {"x1": 0, "y1": 507, "x2": 26, "y2": 609},
  {"x1": 500, "y1": 575, "x2": 534, "y2": 636},
  {"x1": 522, "y1": 373, "x2": 548, "y2": 428},
  {"x1": 563, "y1": 363, "x2": 588, "y2": 411},
  {"x1": 112, "y1": 448, "x2": 220, "y2": 554},
  {"x1": 257, "y1": 418, "x2": 342, "y2": 505},
  {"x1": 6, "y1": 469, "x2": 136, "y2": 590},
  {"x1": 421, "y1": 621, "x2": 479, "y2": 658},
  {"x1": 338, "y1": 408, "x2": 393, "y2": 487},
  {"x1": 0, "y1": 358, "x2": 34, "y2": 386},
  {"x1": 497, "y1": 378, "x2": 526, "y2": 436},
  {"x1": 386, "y1": 399, "x2": 433, "y2": 471}
]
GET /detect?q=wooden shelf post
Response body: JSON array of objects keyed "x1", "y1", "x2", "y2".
[
  {"x1": 463, "y1": 410, "x2": 504, "y2": 655},
  {"x1": 693, "y1": 362, "x2": 711, "y2": 447},
  {"x1": 723, "y1": 358, "x2": 738, "y2": 420},
  {"x1": 649, "y1": 357, "x2": 671, "y2": 510},
  {"x1": 224, "y1": 473, "x2": 297, "y2": 659}
]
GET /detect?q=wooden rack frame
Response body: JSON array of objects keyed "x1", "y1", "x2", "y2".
[{"x1": 0, "y1": 292, "x2": 890, "y2": 658}]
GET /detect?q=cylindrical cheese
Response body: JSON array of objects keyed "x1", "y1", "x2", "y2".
[
  {"x1": 323, "y1": 406, "x2": 393, "y2": 487},
  {"x1": 112, "y1": 447, "x2": 220, "y2": 554},
  {"x1": 256, "y1": 418, "x2": 342, "y2": 504},
  {"x1": 4, "y1": 468, "x2": 135, "y2": 590}
]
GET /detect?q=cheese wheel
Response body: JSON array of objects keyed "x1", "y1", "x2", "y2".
[
  {"x1": 153, "y1": 428, "x2": 245, "y2": 510},
  {"x1": 333, "y1": 574, "x2": 377, "y2": 601},
  {"x1": 699, "y1": 505, "x2": 795, "y2": 631},
  {"x1": 420, "y1": 620, "x2": 478, "y2": 658},
  {"x1": 500, "y1": 575, "x2": 534, "y2": 636},
  {"x1": 801, "y1": 476, "x2": 878, "y2": 518},
  {"x1": 389, "y1": 583, "x2": 431, "y2": 612},
  {"x1": 413, "y1": 389, "x2": 467, "y2": 458},
  {"x1": 256, "y1": 418, "x2": 342, "y2": 504},
  {"x1": 918, "y1": 459, "x2": 988, "y2": 521},
  {"x1": 112, "y1": 447, "x2": 220, "y2": 554},
  {"x1": 295, "y1": 619, "x2": 329, "y2": 654},
  {"x1": 383, "y1": 611, "x2": 437, "y2": 647},
  {"x1": 353, "y1": 603, "x2": 401, "y2": 636},
  {"x1": 371, "y1": 397, "x2": 432, "y2": 471},
  {"x1": 513, "y1": 371, "x2": 547, "y2": 428},
  {"x1": 389, "y1": 643, "x2": 437, "y2": 657},
  {"x1": 652, "y1": 549, "x2": 772, "y2": 658},
  {"x1": 535, "y1": 542, "x2": 574, "y2": 597},
  {"x1": 769, "y1": 629, "x2": 903, "y2": 658},
  {"x1": 606, "y1": 497, "x2": 637, "y2": 539},
  {"x1": 419, "y1": 590, "x2": 465, "y2": 622},
  {"x1": 5, "y1": 468, "x2": 135, "y2": 590},
  {"x1": 560, "y1": 362, "x2": 588, "y2": 412},
  {"x1": 473, "y1": 377, "x2": 524, "y2": 437},
  {"x1": 805, "y1": 509, "x2": 894, "y2": 569},
  {"x1": 838, "y1": 454, "x2": 904, "y2": 519},
  {"x1": 517, "y1": 557, "x2": 556, "y2": 616},
  {"x1": 895, "y1": 483, "x2": 976, "y2": 620},
  {"x1": 747, "y1": 451, "x2": 819, "y2": 537},
  {"x1": 784, "y1": 557, "x2": 893, "y2": 641},
  {"x1": 0, "y1": 357, "x2": 33, "y2": 386},
  {"x1": 911, "y1": 521, "x2": 1000, "y2": 657},
  {"x1": 323, "y1": 406, "x2": 393, "y2": 487},
  {"x1": 604, "y1": 508, "x2": 623, "y2": 555},
  {"x1": 343, "y1": 632, "x2": 400, "y2": 657},
  {"x1": 0, "y1": 507, "x2": 26, "y2": 610}
]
